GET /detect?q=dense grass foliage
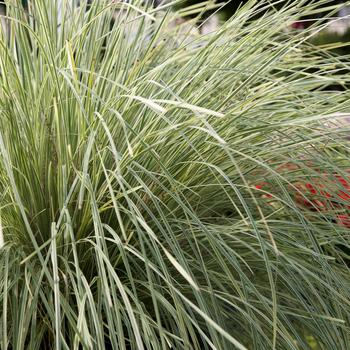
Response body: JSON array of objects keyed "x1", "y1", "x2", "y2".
[{"x1": 0, "y1": 0, "x2": 349, "y2": 349}]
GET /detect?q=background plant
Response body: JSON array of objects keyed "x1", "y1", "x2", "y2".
[{"x1": 0, "y1": 0, "x2": 349, "y2": 349}]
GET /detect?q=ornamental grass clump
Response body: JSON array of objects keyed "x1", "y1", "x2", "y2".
[{"x1": 0, "y1": 0, "x2": 349, "y2": 349}]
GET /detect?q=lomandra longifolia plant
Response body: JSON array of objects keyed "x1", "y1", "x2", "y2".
[{"x1": 0, "y1": 0, "x2": 349, "y2": 349}]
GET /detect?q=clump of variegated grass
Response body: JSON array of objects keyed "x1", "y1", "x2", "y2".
[{"x1": 0, "y1": 0, "x2": 349, "y2": 349}]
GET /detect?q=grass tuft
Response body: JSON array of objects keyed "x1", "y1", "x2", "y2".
[{"x1": 0, "y1": 1, "x2": 349, "y2": 349}]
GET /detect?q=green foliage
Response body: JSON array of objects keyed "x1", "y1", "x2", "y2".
[
  {"x1": 0, "y1": 1, "x2": 349, "y2": 349},
  {"x1": 311, "y1": 26, "x2": 350, "y2": 56}
]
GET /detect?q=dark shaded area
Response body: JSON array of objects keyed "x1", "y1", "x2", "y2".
[{"x1": 178, "y1": 0, "x2": 343, "y2": 22}]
